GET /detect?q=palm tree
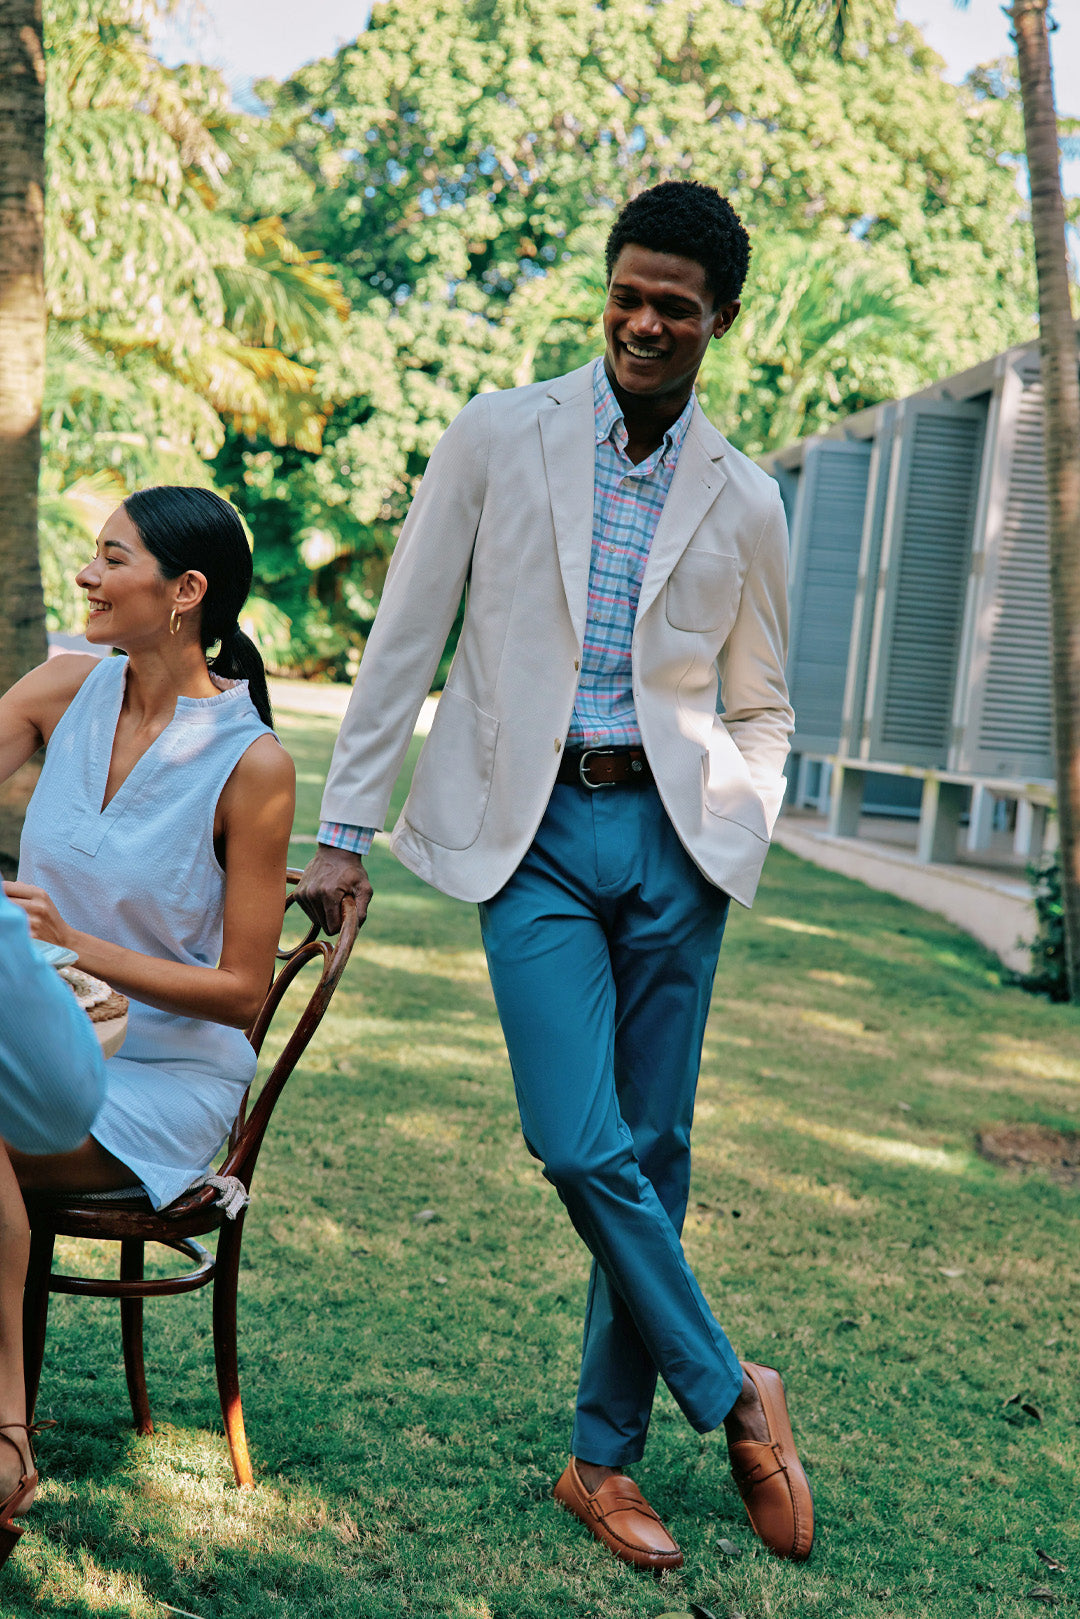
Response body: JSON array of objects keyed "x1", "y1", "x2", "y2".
[
  {"x1": 0, "y1": 0, "x2": 49, "y2": 695},
  {"x1": 778, "y1": 0, "x2": 1080, "y2": 1001},
  {"x1": 1009, "y1": 0, "x2": 1080, "y2": 1003},
  {"x1": 0, "y1": 0, "x2": 49, "y2": 871}
]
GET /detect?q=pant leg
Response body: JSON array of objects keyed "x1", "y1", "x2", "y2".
[
  {"x1": 572, "y1": 786, "x2": 732, "y2": 1462},
  {"x1": 479, "y1": 783, "x2": 742, "y2": 1468}
]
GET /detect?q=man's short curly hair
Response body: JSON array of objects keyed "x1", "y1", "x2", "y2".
[{"x1": 605, "y1": 181, "x2": 751, "y2": 307}]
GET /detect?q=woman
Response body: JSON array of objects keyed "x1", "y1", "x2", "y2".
[{"x1": 0, "y1": 486, "x2": 295, "y2": 1560}]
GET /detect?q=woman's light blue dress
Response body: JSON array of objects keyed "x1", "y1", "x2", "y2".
[{"x1": 19, "y1": 655, "x2": 274, "y2": 1208}]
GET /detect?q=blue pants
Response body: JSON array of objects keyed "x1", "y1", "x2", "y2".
[{"x1": 479, "y1": 781, "x2": 743, "y2": 1467}]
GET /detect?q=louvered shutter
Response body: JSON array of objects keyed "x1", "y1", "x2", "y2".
[
  {"x1": 838, "y1": 411, "x2": 895, "y2": 759},
  {"x1": 960, "y1": 360, "x2": 1054, "y2": 778},
  {"x1": 786, "y1": 440, "x2": 872, "y2": 753},
  {"x1": 866, "y1": 399, "x2": 988, "y2": 767}
]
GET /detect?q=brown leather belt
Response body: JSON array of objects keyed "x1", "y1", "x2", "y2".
[{"x1": 556, "y1": 747, "x2": 653, "y2": 790}]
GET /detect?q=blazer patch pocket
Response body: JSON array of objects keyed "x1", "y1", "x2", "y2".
[
  {"x1": 405, "y1": 689, "x2": 499, "y2": 851},
  {"x1": 665, "y1": 550, "x2": 742, "y2": 635}
]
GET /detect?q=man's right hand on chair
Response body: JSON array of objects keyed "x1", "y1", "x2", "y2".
[{"x1": 296, "y1": 846, "x2": 372, "y2": 935}]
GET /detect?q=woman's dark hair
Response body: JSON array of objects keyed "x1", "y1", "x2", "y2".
[
  {"x1": 123, "y1": 486, "x2": 274, "y2": 729},
  {"x1": 605, "y1": 180, "x2": 751, "y2": 307}
]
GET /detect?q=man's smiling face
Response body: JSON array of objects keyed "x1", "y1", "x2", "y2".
[{"x1": 602, "y1": 243, "x2": 739, "y2": 405}]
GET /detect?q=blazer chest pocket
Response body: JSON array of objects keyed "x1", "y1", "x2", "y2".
[{"x1": 665, "y1": 550, "x2": 742, "y2": 636}]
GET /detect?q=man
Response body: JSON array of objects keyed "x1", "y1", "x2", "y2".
[{"x1": 298, "y1": 180, "x2": 812, "y2": 1568}]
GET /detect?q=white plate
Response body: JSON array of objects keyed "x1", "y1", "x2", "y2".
[{"x1": 31, "y1": 939, "x2": 79, "y2": 970}]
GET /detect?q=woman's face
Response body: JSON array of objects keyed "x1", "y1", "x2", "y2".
[{"x1": 76, "y1": 507, "x2": 173, "y2": 649}]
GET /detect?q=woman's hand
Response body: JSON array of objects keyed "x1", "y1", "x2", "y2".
[{"x1": 1, "y1": 881, "x2": 77, "y2": 952}]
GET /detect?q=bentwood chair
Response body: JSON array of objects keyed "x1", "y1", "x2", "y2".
[{"x1": 21, "y1": 872, "x2": 358, "y2": 1487}]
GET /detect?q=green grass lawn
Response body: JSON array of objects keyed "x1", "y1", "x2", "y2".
[{"x1": 13, "y1": 711, "x2": 1079, "y2": 1619}]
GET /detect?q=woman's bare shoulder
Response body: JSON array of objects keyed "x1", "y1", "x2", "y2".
[
  {"x1": 2, "y1": 654, "x2": 101, "y2": 719},
  {"x1": 226, "y1": 732, "x2": 296, "y2": 804}
]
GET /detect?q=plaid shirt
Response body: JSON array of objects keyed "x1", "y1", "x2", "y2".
[{"x1": 320, "y1": 360, "x2": 695, "y2": 855}]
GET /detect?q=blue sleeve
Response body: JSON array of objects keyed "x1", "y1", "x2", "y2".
[{"x1": 0, "y1": 892, "x2": 106, "y2": 1154}]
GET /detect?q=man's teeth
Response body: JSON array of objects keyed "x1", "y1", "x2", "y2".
[{"x1": 626, "y1": 342, "x2": 663, "y2": 359}]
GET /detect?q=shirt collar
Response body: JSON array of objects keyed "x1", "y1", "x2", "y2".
[{"x1": 592, "y1": 357, "x2": 696, "y2": 460}]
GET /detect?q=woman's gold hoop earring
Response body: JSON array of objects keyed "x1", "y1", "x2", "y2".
[{"x1": 169, "y1": 608, "x2": 182, "y2": 636}]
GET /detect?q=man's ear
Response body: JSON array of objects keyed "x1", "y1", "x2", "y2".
[{"x1": 712, "y1": 300, "x2": 741, "y2": 340}]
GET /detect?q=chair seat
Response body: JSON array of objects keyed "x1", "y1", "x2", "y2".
[{"x1": 24, "y1": 1181, "x2": 226, "y2": 1241}]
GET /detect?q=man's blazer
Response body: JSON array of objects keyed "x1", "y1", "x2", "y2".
[{"x1": 320, "y1": 360, "x2": 794, "y2": 908}]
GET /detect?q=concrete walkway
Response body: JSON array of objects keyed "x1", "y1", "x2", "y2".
[
  {"x1": 269, "y1": 677, "x2": 438, "y2": 733},
  {"x1": 774, "y1": 811, "x2": 1036, "y2": 973},
  {"x1": 270, "y1": 679, "x2": 1036, "y2": 973}
]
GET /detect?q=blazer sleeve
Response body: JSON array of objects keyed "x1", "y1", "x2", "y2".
[
  {"x1": 320, "y1": 392, "x2": 492, "y2": 833},
  {"x1": 716, "y1": 480, "x2": 794, "y2": 834}
]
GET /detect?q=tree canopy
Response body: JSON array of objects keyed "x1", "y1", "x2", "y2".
[{"x1": 39, "y1": 0, "x2": 1045, "y2": 672}]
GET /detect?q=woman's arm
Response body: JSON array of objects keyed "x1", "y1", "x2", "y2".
[
  {"x1": 0, "y1": 655, "x2": 101, "y2": 785},
  {"x1": 3, "y1": 735, "x2": 296, "y2": 1029}
]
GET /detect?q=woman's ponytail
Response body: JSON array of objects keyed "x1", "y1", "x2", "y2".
[{"x1": 210, "y1": 624, "x2": 274, "y2": 730}]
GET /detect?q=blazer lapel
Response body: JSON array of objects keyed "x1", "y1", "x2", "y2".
[
  {"x1": 538, "y1": 367, "x2": 596, "y2": 645},
  {"x1": 636, "y1": 407, "x2": 729, "y2": 622}
]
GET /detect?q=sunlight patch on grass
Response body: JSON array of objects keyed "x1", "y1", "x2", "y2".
[
  {"x1": 693, "y1": 1144, "x2": 869, "y2": 1213},
  {"x1": 798, "y1": 1008, "x2": 877, "y2": 1041},
  {"x1": 792, "y1": 1118, "x2": 974, "y2": 1174},
  {"x1": 367, "y1": 1038, "x2": 506, "y2": 1076},
  {"x1": 986, "y1": 1036, "x2": 1080, "y2": 1084},
  {"x1": 708, "y1": 1090, "x2": 977, "y2": 1177},
  {"x1": 31, "y1": 1545, "x2": 156, "y2": 1613},
  {"x1": 355, "y1": 943, "x2": 490, "y2": 983},
  {"x1": 759, "y1": 915, "x2": 840, "y2": 937},
  {"x1": 807, "y1": 968, "x2": 874, "y2": 990},
  {"x1": 925, "y1": 1064, "x2": 1080, "y2": 1104},
  {"x1": 386, "y1": 1110, "x2": 464, "y2": 1142}
]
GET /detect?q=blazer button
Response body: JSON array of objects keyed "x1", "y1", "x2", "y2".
[
  {"x1": 574, "y1": 660, "x2": 580, "y2": 671},
  {"x1": 555, "y1": 739, "x2": 562, "y2": 753}
]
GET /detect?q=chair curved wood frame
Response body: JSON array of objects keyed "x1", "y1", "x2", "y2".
[{"x1": 21, "y1": 871, "x2": 358, "y2": 1487}]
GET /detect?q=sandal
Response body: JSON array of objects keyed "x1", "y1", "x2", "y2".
[{"x1": 0, "y1": 1421, "x2": 54, "y2": 1570}]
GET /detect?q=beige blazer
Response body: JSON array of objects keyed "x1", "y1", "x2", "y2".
[{"x1": 320, "y1": 361, "x2": 793, "y2": 908}]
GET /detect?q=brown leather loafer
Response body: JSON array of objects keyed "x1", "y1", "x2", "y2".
[
  {"x1": 727, "y1": 1362, "x2": 814, "y2": 1560},
  {"x1": 553, "y1": 1457, "x2": 683, "y2": 1571}
]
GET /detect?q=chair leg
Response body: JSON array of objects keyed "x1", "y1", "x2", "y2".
[
  {"x1": 22, "y1": 1226, "x2": 56, "y2": 1423},
  {"x1": 120, "y1": 1240, "x2": 154, "y2": 1436},
  {"x1": 213, "y1": 1217, "x2": 253, "y2": 1487}
]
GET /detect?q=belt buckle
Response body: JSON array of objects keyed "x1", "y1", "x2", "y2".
[{"x1": 578, "y1": 748, "x2": 615, "y2": 790}]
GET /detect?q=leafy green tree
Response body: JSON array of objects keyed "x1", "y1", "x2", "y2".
[
  {"x1": 39, "y1": 0, "x2": 349, "y2": 633},
  {"x1": 218, "y1": 0, "x2": 1036, "y2": 673}
]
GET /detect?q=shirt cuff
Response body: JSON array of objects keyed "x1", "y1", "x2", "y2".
[{"x1": 318, "y1": 820, "x2": 376, "y2": 857}]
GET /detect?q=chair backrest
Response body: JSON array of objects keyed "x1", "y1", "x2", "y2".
[{"x1": 218, "y1": 870, "x2": 358, "y2": 1192}]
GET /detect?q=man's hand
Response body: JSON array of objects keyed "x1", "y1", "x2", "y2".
[{"x1": 295, "y1": 845, "x2": 373, "y2": 936}]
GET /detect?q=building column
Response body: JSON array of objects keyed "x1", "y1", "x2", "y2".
[
  {"x1": 828, "y1": 763, "x2": 864, "y2": 838},
  {"x1": 916, "y1": 777, "x2": 968, "y2": 865},
  {"x1": 966, "y1": 783, "x2": 996, "y2": 853},
  {"x1": 1013, "y1": 799, "x2": 1049, "y2": 862}
]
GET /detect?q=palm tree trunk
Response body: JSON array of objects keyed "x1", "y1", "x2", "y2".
[
  {"x1": 1010, "y1": 0, "x2": 1080, "y2": 1000},
  {"x1": 0, "y1": 1, "x2": 48, "y2": 869}
]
